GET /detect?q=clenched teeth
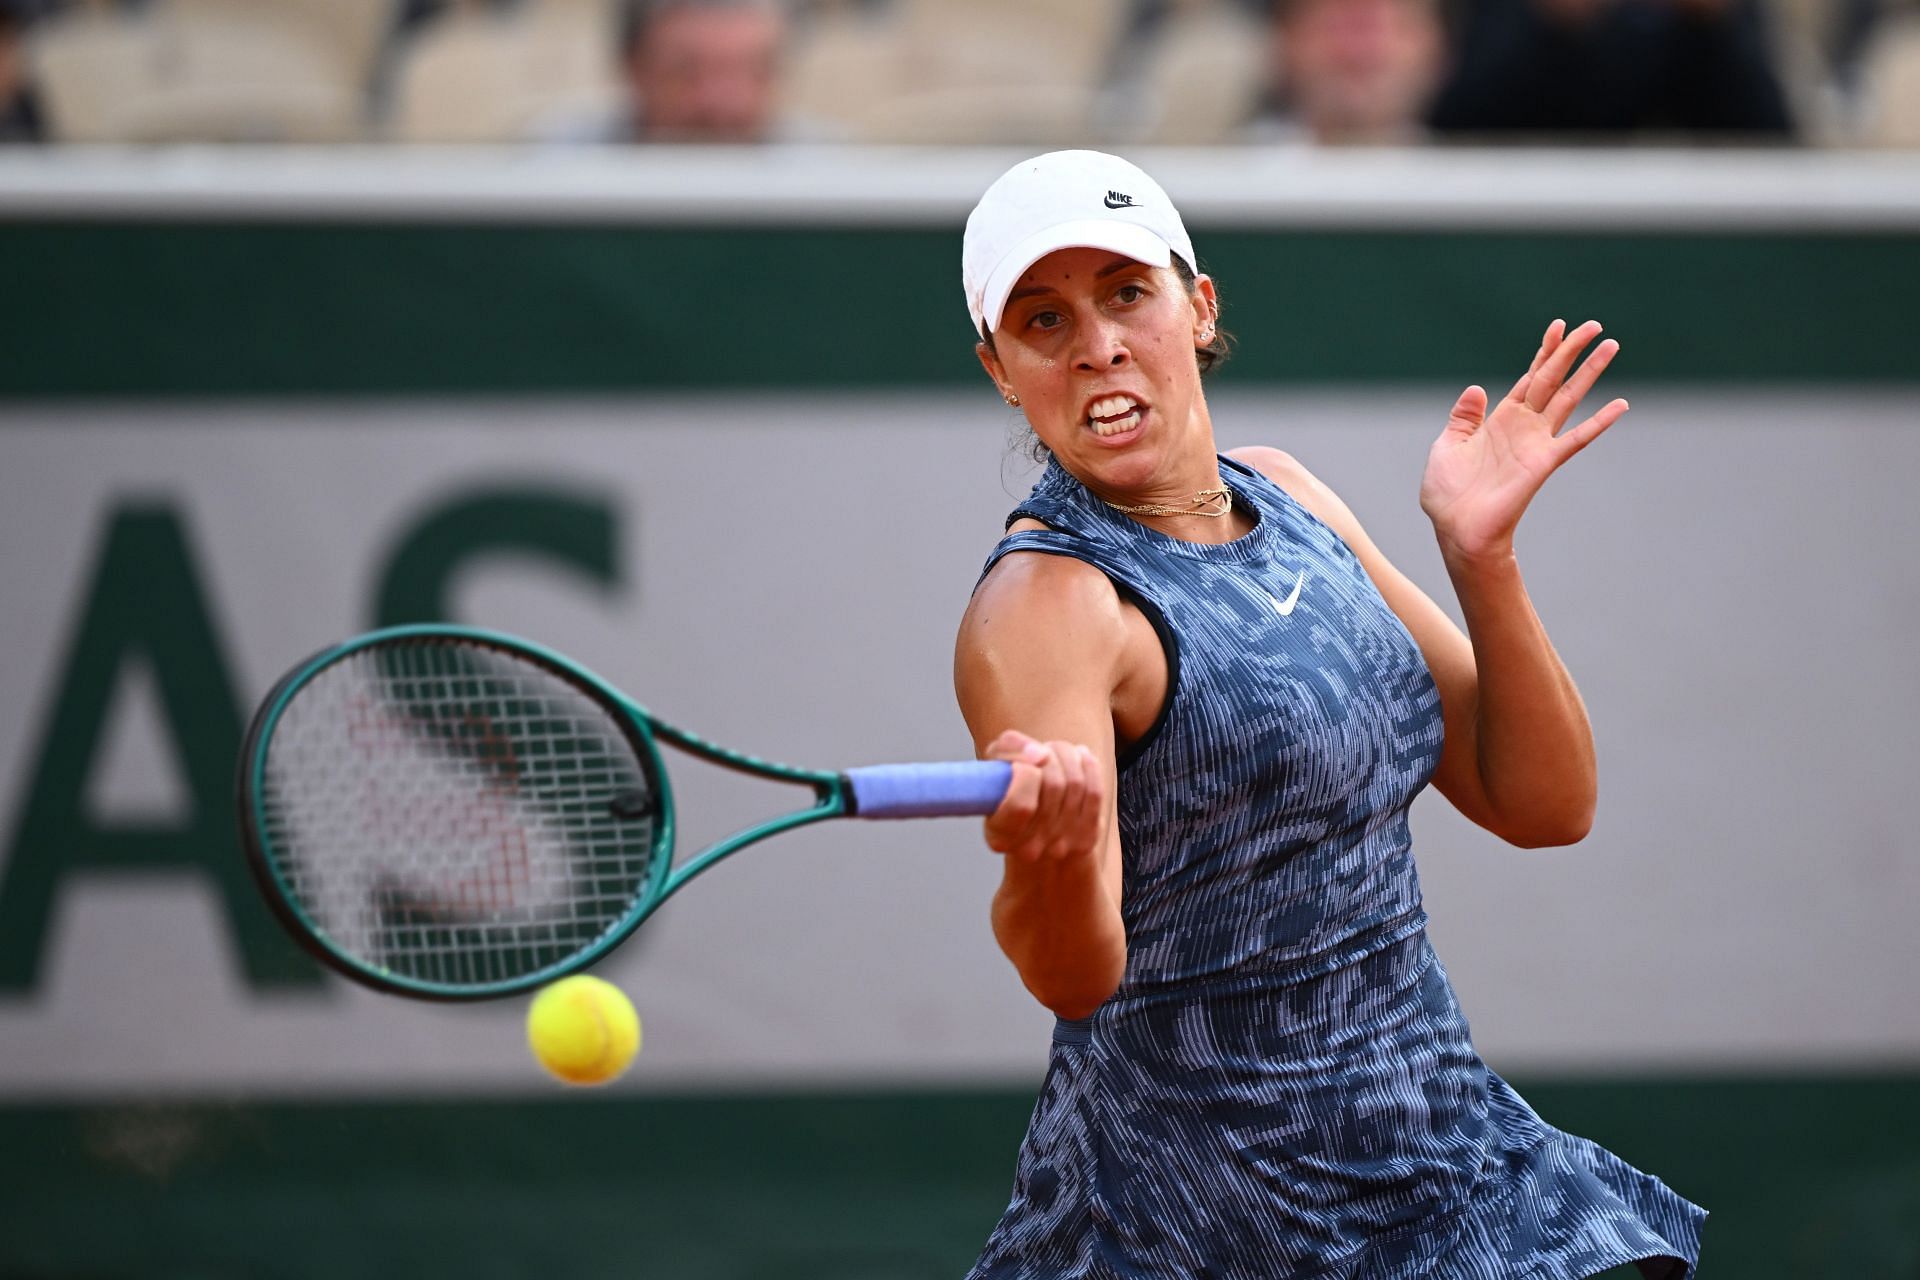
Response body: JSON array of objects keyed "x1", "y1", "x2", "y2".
[{"x1": 1087, "y1": 395, "x2": 1143, "y2": 436}]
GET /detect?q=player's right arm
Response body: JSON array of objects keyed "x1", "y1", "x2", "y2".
[{"x1": 954, "y1": 549, "x2": 1128, "y2": 1022}]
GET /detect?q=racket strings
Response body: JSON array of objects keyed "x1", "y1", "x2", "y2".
[{"x1": 258, "y1": 641, "x2": 661, "y2": 987}]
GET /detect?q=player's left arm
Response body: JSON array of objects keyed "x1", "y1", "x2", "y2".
[{"x1": 1231, "y1": 318, "x2": 1626, "y2": 849}]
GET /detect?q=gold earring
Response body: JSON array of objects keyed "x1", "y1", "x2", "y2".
[{"x1": 1005, "y1": 392, "x2": 1021, "y2": 406}]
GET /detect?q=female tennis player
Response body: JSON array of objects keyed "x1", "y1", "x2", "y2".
[{"x1": 954, "y1": 151, "x2": 1704, "y2": 1279}]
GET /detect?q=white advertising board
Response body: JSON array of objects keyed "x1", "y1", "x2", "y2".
[{"x1": 1, "y1": 388, "x2": 1914, "y2": 1097}]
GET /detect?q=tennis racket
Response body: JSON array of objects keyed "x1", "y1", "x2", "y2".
[{"x1": 236, "y1": 624, "x2": 1011, "y2": 1001}]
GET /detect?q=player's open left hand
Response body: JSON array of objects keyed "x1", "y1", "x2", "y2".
[
  {"x1": 1419, "y1": 319, "x2": 1627, "y2": 563},
  {"x1": 981, "y1": 729, "x2": 1105, "y2": 864}
]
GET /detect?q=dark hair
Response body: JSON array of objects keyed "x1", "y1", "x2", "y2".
[
  {"x1": 1174, "y1": 256, "x2": 1233, "y2": 375},
  {"x1": 982, "y1": 257, "x2": 1232, "y2": 466},
  {"x1": 978, "y1": 255, "x2": 1233, "y2": 376},
  {"x1": 620, "y1": 0, "x2": 779, "y2": 53}
]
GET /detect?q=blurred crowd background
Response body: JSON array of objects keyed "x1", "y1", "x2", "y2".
[{"x1": 0, "y1": 0, "x2": 1914, "y2": 151}]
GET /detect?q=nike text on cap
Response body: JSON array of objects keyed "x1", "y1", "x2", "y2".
[{"x1": 963, "y1": 150, "x2": 1198, "y2": 339}]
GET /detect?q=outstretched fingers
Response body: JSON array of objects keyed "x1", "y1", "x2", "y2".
[
  {"x1": 1525, "y1": 319, "x2": 1604, "y2": 413},
  {"x1": 1504, "y1": 318, "x2": 1566, "y2": 404},
  {"x1": 1545, "y1": 336, "x2": 1620, "y2": 426},
  {"x1": 1554, "y1": 397, "x2": 1630, "y2": 462}
]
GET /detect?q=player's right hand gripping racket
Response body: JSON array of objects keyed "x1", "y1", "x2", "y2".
[{"x1": 236, "y1": 625, "x2": 1011, "y2": 1000}]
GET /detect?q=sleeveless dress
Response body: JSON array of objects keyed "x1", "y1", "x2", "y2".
[{"x1": 967, "y1": 455, "x2": 1705, "y2": 1280}]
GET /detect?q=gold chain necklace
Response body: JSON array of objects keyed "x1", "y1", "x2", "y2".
[{"x1": 1104, "y1": 486, "x2": 1233, "y2": 518}]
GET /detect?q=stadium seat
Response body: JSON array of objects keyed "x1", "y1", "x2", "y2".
[
  {"x1": 25, "y1": 8, "x2": 160, "y2": 142},
  {"x1": 386, "y1": 11, "x2": 527, "y2": 142},
  {"x1": 1134, "y1": 0, "x2": 1268, "y2": 144},
  {"x1": 130, "y1": 5, "x2": 367, "y2": 142},
  {"x1": 782, "y1": 10, "x2": 905, "y2": 134},
  {"x1": 522, "y1": 0, "x2": 619, "y2": 21},
  {"x1": 28, "y1": 2, "x2": 365, "y2": 143},
  {"x1": 385, "y1": 4, "x2": 619, "y2": 143},
  {"x1": 1857, "y1": 10, "x2": 1920, "y2": 145},
  {"x1": 895, "y1": 0, "x2": 1124, "y2": 90},
  {"x1": 794, "y1": 0, "x2": 1122, "y2": 143},
  {"x1": 167, "y1": 0, "x2": 397, "y2": 90},
  {"x1": 519, "y1": 0, "x2": 623, "y2": 115},
  {"x1": 1762, "y1": 0, "x2": 1849, "y2": 141},
  {"x1": 859, "y1": 82, "x2": 1098, "y2": 146}
]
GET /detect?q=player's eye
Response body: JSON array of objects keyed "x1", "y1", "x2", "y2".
[
  {"x1": 1027, "y1": 309, "x2": 1066, "y2": 332},
  {"x1": 1113, "y1": 284, "x2": 1146, "y2": 304}
]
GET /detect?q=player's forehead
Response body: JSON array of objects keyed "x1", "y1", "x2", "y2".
[{"x1": 1008, "y1": 249, "x2": 1157, "y2": 301}]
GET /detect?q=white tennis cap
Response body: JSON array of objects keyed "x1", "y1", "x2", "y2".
[{"x1": 963, "y1": 150, "x2": 1197, "y2": 338}]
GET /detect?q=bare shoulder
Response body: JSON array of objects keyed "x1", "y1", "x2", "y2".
[
  {"x1": 1226, "y1": 445, "x2": 1367, "y2": 544},
  {"x1": 963, "y1": 538, "x2": 1127, "y2": 640},
  {"x1": 956, "y1": 530, "x2": 1132, "y2": 715},
  {"x1": 1226, "y1": 443, "x2": 1304, "y2": 482}
]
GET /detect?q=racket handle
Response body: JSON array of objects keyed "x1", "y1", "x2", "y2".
[{"x1": 844, "y1": 761, "x2": 1013, "y2": 819}]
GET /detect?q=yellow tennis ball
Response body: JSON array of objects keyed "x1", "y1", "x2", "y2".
[{"x1": 526, "y1": 975, "x2": 640, "y2": 1086}]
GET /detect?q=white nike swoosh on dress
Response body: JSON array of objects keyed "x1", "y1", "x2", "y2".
[{"x1": 1269, "y1": 570, "x2": 1305, "y2": 617}]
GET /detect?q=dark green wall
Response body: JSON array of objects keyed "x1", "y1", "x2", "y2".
[
  {"x1": 3, "y1": 1075, "x2": 1917, "y2": 1279},
  {"x1": 3, "y1": 223, "x2": 1916, "y2": 397}
]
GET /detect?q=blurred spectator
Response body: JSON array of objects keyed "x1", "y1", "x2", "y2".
[
  {"x1": 1244, "y1": 0, "x2": 1446, "y2": 145},
  {"x1": 1427, "y1": 0, "x2": 1796, "y2": 137},
  {"x1": 0, "y1": 0, "x2": 46, "y2": 143},
  {"x1": 551, "y1": 0, "x2": 796, "y2": 143}
]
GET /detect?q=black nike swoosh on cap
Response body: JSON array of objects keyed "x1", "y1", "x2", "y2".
[{"x1": 1104, "y1": 192, "x2": 1137, "y2": 209}]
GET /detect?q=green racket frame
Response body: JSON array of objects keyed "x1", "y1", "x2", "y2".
[{"x1": 239, "y1": 624, "x2": 858, "y2": 1001}]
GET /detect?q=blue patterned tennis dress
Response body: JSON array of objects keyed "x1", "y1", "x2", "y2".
[{"x1": 968, "y1": 455, "x2": 1705, "y2": 1280}]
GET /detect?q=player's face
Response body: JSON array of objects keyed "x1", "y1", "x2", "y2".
[{"x1": 979, "y1": 247, "x2": 1217, "y2": 501}]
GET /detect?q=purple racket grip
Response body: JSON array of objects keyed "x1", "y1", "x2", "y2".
[{"x1": 844, "y1": 761, "x2": 1013, "y2": 819}]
